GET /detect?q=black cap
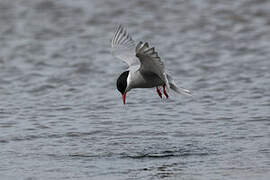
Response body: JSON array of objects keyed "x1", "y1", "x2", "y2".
[{"x1": 116, "y1": 71, "x2": 129, "y2": 94}]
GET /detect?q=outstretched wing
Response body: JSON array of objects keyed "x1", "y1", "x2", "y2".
[
  {"x1": 135, "y1": 42, "x2": 170, "y2": 89},
  {"x1": 111, "y1": 25, "x2": 140, "y2": 69}
]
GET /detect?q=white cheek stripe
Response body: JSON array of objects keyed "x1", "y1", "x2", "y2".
[{"x1": 126, "y1": 72, "x2": 131, "y2": 91}]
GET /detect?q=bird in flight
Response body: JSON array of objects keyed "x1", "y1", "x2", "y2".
[{"x1": 111, "y1": 25, "x2": 191, "y2": 104}]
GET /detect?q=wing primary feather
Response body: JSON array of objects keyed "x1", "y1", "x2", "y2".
[
  {"x1": 136, "y1": 41, "x2": 143, "y2": 52},
  {"x1": 118, "y1": 27, "x2": 127, "y2": 45},
  {"x1": 141, "y1": 42, "x2": 149, "y2": 51},
  {"x1": 111, "y1": 25, "x2": 140, "y2": 68},
  {"x1": 144, "y1": 47, "x2": 154, "y2": 54},
  {"x1": 111, "y1": 26, "x2": 118, "y2": 46},
  {"x1": 136, "y1": 42, "x2": 149, "y2": 54},
  {"x1": 112, "y1": 25, "x2": 135, "y2": 49},
  {"x1": 112, "y1": 25, "x2": 122, "y2": 47},
  {"x1": 121, "y1": 33, "x2": 134, "y2": 48},
  {"x1": 116, "y1": 27, "x2": 124, "y2": 46}
]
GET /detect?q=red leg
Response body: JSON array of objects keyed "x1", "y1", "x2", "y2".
[
  {"x1": 163, "y1": 85, "x2": 169, "y2": 98},
  {"x1": 156, "y1": 87, "x2": 162, "y2": 99}
]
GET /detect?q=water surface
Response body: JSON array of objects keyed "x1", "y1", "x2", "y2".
[{"x1": 0, "y1": 0, "x2": 269, "y2": 179}]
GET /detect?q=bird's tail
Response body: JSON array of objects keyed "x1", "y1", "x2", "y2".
[
  {"x1": 169, "y1": 83, "x2": 191, "y2": 96},
  {"x1": 167, "y1": 74, "x2": 191, "y2": 96}
]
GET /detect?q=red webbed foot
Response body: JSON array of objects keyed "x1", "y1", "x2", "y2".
[
  {"x1": 156, "y1": 87, "x2": 162, "y2": 99},
  {"x1": 163, "y1": 85, "x2": 169, "y2": 98}
]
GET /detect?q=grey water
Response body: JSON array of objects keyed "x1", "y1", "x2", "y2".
[{"x1": 0, "y1": 0, "x2": 270, "y2": 179}]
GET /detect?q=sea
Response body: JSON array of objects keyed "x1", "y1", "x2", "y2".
[{"x1": 0, "y1": 0, "x2": 269, "y2": 179}]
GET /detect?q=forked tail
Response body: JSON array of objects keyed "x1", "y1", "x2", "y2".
[
  {"x1": 169, "y1": 83, "x2": 191, "y2": 96},
  {"x1": 167, "y1": 74, "x2": 191, "y2": 96}
]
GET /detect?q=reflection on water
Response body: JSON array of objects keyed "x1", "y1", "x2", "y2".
[{"x1": 0, "y1": 0, "x2": 269, "y2": 179}]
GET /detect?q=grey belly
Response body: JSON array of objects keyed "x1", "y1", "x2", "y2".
[{"x1": 131, "y1": 72, "x2": 164, "y2": 88}]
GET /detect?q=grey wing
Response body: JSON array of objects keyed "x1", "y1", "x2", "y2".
[
  {"x1": 111, "y1": 25, "x2": 140, "y2": 69},
  {"x1": 135, "y1": 41, "x2": 170, "y2": 89}
]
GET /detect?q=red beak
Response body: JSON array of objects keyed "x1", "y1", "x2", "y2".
[{"x1": 122, "y1": 93, "x2": 126, "y2": 104}]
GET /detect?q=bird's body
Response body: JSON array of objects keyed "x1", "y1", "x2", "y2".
[
  {"x1": 111, "y1": 25, "x2": 191, "y2": 104},
  {"x1": 127, "y1": 71, "x2": 163, "y2": 89}
]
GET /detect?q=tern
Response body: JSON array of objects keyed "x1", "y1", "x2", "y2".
[{"x1": 111, "y1": 25, "x2": 191, "y2": 104}]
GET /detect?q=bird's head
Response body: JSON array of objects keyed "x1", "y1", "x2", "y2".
[{"x1": 116, "y1": 71, "x2": 129, "y2": 104}]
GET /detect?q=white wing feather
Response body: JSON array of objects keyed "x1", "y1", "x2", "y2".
[{"x1": 111, "y1": 25, "x2": 140, "y2": 69}]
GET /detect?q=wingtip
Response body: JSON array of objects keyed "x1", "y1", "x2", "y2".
[
  {"x1": 115, "y1": 24, "x2": 124, "y2": 31},
  {"x1": 111, "y1": 24, "x2": 135, "y2": 49}
]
